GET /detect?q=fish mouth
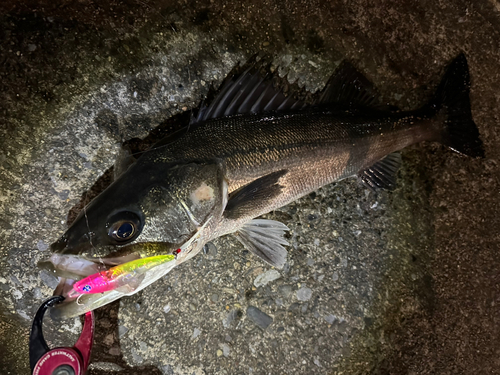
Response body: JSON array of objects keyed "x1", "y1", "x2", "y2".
[{"x1": 40, "y1": 243, "x2": 179, "y2": 320}]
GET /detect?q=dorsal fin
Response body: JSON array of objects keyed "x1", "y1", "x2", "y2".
[
  {"x1": 315, "y1": 61, "x2": 396, "y2": 111},
  {"x1": 191, "y1": 61, "x2": 305, "y2": 125},
  {"x1": 191, "y1": 58, "x2": 397, "y2": 126}
]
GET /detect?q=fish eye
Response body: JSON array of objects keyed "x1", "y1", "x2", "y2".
[{"x1": 107, "y1": 212, "x2": 142, "y2": 243}]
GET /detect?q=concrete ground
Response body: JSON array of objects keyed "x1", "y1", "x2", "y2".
[{"x1": 0, "y1": 0, "x2": 499, "y2": 374}]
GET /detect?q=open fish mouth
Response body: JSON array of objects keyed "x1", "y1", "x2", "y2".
[
  {"x1": 38, "y1": 248, "x2": 179, "y2": 320},
  {"x1": 39, "y1": 216, "x2": 210, "y2": 319},
  {"x1": 55, "y1": 262, "x2": 178, "y2": 320}
]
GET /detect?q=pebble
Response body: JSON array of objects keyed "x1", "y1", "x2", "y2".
[
  {"x1": 288, "y1": 303, "x2": 299, "y2": 311},
  {"x1": 17, "y1": 310, "x2": 30, "y2": 320},
  {"x1": 131, "y1": 348, "x2": 143, "y2": 363},
  {"x1": 118, "y1": 325, "x2": 129, "y2": 338},
  {"x1": 11, "y1": 289, "x2": 22, "y2": 300},
  {"x1": 301, "y1": 303, "x2": 308, "y2": 313},
  {"x1": 211, "y1": 293, "x2": 219, "y2": 302},
  {"x1": 58, "y1": 190, "x2": 69, "y2": 200},
  {"x1": 223, "y1": 309, "x2": 239, "y2": 328},
  {"x1": 163, "y1": 304, "x2": 171, "y2": 314},
  {"x1": 222, "y1": 343, "x2": 230, "y2": 357},
  {"x1": 246, "y1": 306, "x2": 273, "y2": 330},
  {"x1": 192, "y1": 328, "x2": 201, "y2": 339},
  {"x1": 36, "y1": 240, "x2": 49, "y2": 251},
  {"x1": 332, "y1": 271, "x2": 339, "y2": 282},
  {"x1": 33, "y1": 287, "x2": 42, "y2": 299},
  {"x1": 278, "y1": 284, "x2": 292, "y2": 298},
  {"x1": 216, "y1": 349, "x2": 223, "y2": 357},
  {"x1": 90, "y1": 361, "x2": 123, "y2": 371},
  {"x1": 308, "y1": 60, "x2": 319, "y2": 68},
  {"x1": 324, "y1": 314, "x2": 336, "y2": 324},
  {"x1": 253, "y1": 269, "x2": 281, "y2": 287},
  {"x1": 139, "y1": 341, "x2": 148, "y2": 351},
  {"x1": 296, "y1": 287, "x2": 312, "y2": 301},
  {"x1": 203, "y1": 242, "x2": 217, "y2": 259},
  {"x1": 103, "y1": 333, "x2": 114, "y2": 346},
  {"x1": 108, "y1": 347, "x2": 121, "y2": 356},
  {"x1": 161, "y1": 365, "x2": 174, "y2": 375}
]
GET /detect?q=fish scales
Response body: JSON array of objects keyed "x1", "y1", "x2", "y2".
[{"x1": 140, "y1": 109, "x2": 436, "y2": 222}]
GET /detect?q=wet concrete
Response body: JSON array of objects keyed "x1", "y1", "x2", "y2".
[{"x1": 1, "y1": 0, "x2": 499, "y2": 374}]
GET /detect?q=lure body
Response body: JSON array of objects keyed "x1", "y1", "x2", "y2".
[{"x1": 68, "y1": 254, "x2": 176, "y2": 297}]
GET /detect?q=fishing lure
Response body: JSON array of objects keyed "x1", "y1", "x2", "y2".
[{"x1": 68, "y1": 253, "x2": 176, "y2": 298}]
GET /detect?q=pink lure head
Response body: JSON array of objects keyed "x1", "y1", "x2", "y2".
[{"x1": 67, "y1": 271, "x2": 114, "y2": 298}]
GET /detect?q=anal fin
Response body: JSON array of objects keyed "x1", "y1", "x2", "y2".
[
  {"x1": 234, "y1": 219, "x2": 289, "y2": 268},
  {"x1": 358, "y1": 153, "x2": 402, "y2": 190}
]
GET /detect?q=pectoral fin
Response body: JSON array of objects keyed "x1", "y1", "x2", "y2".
[
  {"x1": 358, "y1": 152, "x2": 401, "y2": 190},
  {"x1": 234, "y1": 219, "x2": 289, "y2": 268},
  {"x1": 224, "y1": 170, "x2": 288, "y2": 220}
]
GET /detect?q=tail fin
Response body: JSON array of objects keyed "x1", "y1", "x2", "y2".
[{"x1": 430, "y1": 53, "x2": 484, "y2": 157}]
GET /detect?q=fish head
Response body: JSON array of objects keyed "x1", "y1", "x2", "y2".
[
  {"x1": 51, "y1": 158, "x2": 228, "y2": 261},
  {"x1": 46, "y1": 158, "x2": 228, "y2": 319}
]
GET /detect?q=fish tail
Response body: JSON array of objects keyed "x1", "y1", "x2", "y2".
[{"x1": 428, "y1": 53, "x2": 484, "y2": 157}]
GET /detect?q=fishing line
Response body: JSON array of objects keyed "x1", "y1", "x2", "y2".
[
  {"x1": 126, "y1": 122, "x2": 193, "y2": 159},
  {"x1": 134, "y1": 0, "x2": 176, "y2": 32},
  {"x1": 82, "y1": 191, "x2": 103, "y2": 266}
]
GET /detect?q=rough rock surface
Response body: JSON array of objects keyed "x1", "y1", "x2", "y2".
[{"x1": 1, "y1": 0, "x2": 499, "y2": 374}]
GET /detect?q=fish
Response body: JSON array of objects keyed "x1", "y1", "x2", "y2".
[{"x1": 45, "y1": 53, "x2": 484, "y2": 319}]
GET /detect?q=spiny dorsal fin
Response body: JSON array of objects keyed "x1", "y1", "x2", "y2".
[
  {"x1": 224, "y1": 170, "x2": 288, "y2": 219},
  {"x1": 358, "y1": 152, "x2": 402, "y2": 190},
  {"x1": 191, "y1": 58, "x2": 397, "y2": 126},
  {"x1": 315, "y1": 61, "x2": 396, "y2": 111},
  {"x1": 191, "y1": 61, "x2": 304, "y2": 124},
  {"x1": 234, "y1": 219, "x2": 289, "y2": 268}
]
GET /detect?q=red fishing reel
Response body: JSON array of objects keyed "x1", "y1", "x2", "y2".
[{"x1": 29, "y1": 296, "x2": 94, "y2": 375}]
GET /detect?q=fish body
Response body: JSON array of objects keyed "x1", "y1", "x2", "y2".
[
  {"x1": 143, "y1": 107, "x2": 437, "y2": 230},
  {"x1": 46, "y1": 54, "x2": 484, "y2": 318}
]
